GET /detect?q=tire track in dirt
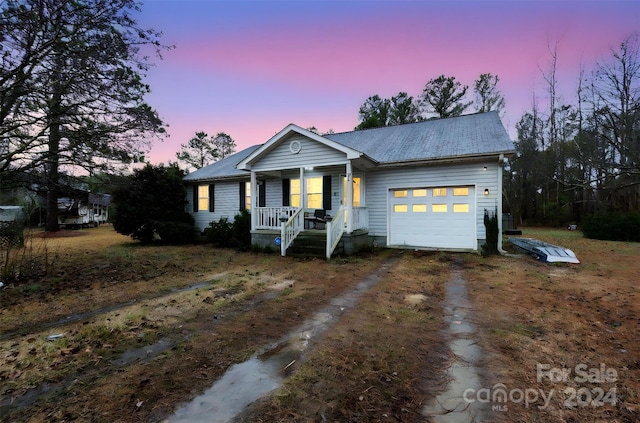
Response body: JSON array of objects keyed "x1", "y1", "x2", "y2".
[{"x1": 422, "y1": 257, "x2": 486, "y2": 423}]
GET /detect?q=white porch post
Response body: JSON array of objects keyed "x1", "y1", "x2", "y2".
[
  {"x1": 346, "y1": 161, "x2": 353, "y2": 233},
  {"x1": 299, "y1": 167, "x2": 305, "y2": 211},
  {"x1": 250, "y1": 171, "x2": 257, "y2": 231}
]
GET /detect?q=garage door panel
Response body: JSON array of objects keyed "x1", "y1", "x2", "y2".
[{"x1": 389, "y1": 185, "x2": 475, "y2": 249}]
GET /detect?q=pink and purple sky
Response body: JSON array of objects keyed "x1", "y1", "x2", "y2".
[{"x1": 138, "y1": 0, "x2": 640, "y2": 165}]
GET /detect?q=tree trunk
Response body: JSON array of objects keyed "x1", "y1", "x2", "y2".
[{"x1": 45, "y1": 119, "x2": 61, "y2": 232}]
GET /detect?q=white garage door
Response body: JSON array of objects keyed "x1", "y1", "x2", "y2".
[{"x1": 389, "y1": 186, "x2": 476, "y2": 249}]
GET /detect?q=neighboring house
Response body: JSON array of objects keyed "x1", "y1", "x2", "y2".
[{"x1": 184, "y1": 112, "x2": 515, "y2": 257}]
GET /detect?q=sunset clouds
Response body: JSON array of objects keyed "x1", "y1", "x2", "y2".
[{"x1": 139, "y1": 0, "x2": 639, "y2": 164}]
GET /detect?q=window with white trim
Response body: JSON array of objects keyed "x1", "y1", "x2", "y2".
[{"x1": 198, "y1": 185, "x2": 209, "y2": 211}]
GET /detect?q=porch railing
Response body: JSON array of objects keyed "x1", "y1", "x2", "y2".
[
  {"x1": 326, "y1": 207, "x2": 346, "y2": 259},
  {"x1": 351, "y1": 206, "x2": 369, "y2": 231},
  {"x1": 256, "y1": 206, "x2": 298, "y2": 229},
  {"x1": 281, "y1": 207, "x2": 304, "y2": 256}
]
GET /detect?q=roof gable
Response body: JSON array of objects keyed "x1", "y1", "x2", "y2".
[{"x1": 236, "y1": 124, "x2": 362, "y2": 170}]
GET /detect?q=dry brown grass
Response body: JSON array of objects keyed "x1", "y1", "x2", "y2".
[
  {"x1": 246, "y1": 251, "x2": 450, "y2": 422},
  {"x1": 1, "y1": 225, "x2": 638, "y2": 422},
  {"x1": 465, "y1": 228, "x2": 639, "y2": 422}
]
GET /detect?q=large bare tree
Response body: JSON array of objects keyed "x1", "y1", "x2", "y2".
[{"x1": 0, "y1": 0, "x2": 168, "y2": 231}]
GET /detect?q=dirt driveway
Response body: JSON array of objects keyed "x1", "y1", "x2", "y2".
[{"x1": 0, "y1": 226, "x2": 638, "y2": 422}]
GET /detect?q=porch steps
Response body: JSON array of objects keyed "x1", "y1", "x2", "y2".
[{"x1": 287, "y1": 231, "x2": 343, "y2": 258}]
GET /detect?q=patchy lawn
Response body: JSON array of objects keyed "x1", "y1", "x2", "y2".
[
  {"x1": 466, "y1": 228, "x2": 639, "y2": 422},
  {"x1": 0, "y1": 225, "x2": 638, "y2": 422}
]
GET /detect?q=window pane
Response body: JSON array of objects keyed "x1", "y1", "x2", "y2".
[
  {"x1": 306, "y1": 177, "x2": 322, "y2": 193},
  {"x1": 306, "y1": 177, "x2": 322, "y2": 209},
  {"x1": 343, "y1": 176, "x2": 362, "y2": 207},
  {"x1": 393, "y1": 190, "x2": 408, "y2": 198},
  {"x1": 433, "y1": 188, "x2": 447, "y2": 197},
  {"x1": 198, "y1": 185, "x2": 208, "y2": 211},
  {"x1": 453, "y1": 187, "x2": 469, "y2": 196},
  {"x1": 290, "y1": 179, "x2": 300, "y2": 207},
  {"x1": 291, "y1": 179, "x2": 300, "y2": 194},
  {"x1": 412, "y1": 204, "x2": 427, "y2": 212},
  {"x1": 245, "y1": 182, "x2": 251, "y2": 210},
  {"x1": 353, "y1": 177, "x2": 361, "y2": 207},
  {"x1": 413, "y1": 189, "x2": 427, "y2": 197},
  {"x1": 432, "y1": 204, "x2": 447, "y2": 212},
  {"x1": 453, "y1": 204, "x2": 469, "y2": 213},
  {"x1": 394, "y1": 204, "x2": 408, "y2": 213},
  {"x1": 307, "y1": 193, "x2": 322, "y2": 209},
  {"x1": 291, "y1": 194, "x2": 300, "y2": 208}
]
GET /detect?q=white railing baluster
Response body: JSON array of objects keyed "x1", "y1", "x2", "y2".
[
  {"x1": 255, "y1": 207, "x2": 298, "y2": 229},
  {"x1": 326, "y1": 207, "x2": 345, "y2": 259},
  {"x1": 281, "y1": 207, "x2": 304, "y2": 256}
]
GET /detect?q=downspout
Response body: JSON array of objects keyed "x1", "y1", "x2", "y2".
[
  {"x1": 346, "y1": 161, "x2": 353, "y2": 233},
  {"x1": 497, "y1": 154, "x2": 507, "y2": 254}
]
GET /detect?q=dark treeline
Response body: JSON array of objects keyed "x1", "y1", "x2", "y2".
[
  {"x1": 506, "y1": 34, "x2": 639, "y2": 226},
  {"x1": 355, "y1": 34, "x2": 639, "y2": 227}
]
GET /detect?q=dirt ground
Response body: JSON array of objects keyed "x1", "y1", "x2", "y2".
[{"x1": 0, "y1": 225, "x2": 638, "y2": 422}]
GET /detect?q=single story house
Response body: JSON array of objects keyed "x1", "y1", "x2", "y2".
[{"x1": 184, "y1": 111, "x2": 515, "y2": 258}]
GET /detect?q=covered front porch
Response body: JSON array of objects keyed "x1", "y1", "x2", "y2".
[
  {"x1": 246, "y1": 161, "x2": 370, "y2": 258},
  {"x1": 252, "y1": 205, "x2": 369, "y2": 258},
  {"x1": 235, "y1": 124, "x2": 376, "y2": 258}
]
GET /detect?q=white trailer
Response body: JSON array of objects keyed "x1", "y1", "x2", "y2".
[{"x1": 57, "y1": 193, "x2": 110, "y2": 228}]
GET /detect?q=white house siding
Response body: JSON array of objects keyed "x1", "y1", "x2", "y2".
[
  {"x1": 365, "y1": 160, "x2": 500, "y2": 247},
  {"x1": 264, "y1": 177, "x2": 282, "y2": 208},
  {"x1": 251, "y1": 135, "x2": 348, "y2": 172},
  {"x1": 188, "y1": 180, "x2": 248, "y2": 232}
]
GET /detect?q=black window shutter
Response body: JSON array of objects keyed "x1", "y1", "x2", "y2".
[
  {"x1": 208, "y1": 184, "x2": 215, "y2": 212},
  {"x1": 192, "y1": 185, "x2": 198, "y2": 213},
  {"x1": 323, "y1": 175, "x2": 332, "y2": 210},
  {"x1": 259, "y1": 180, "x2": 266, "y2": 207},
  {"x1": 239, "y1": 181, "x2": 246, "y2": 211},
  {"x1": 282, "y1": 179, "x2": 290, "y2": 207}
]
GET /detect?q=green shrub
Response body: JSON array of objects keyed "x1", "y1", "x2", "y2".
[
  {"x1": 204, "y1": 210, "x2": 252, "y2": 250},
  {"x1": 582, "y1": 212, "x2": 640, "y2": 242},
  {"x1": 230, "y1": 209, "x2": 252, "y2": 250},
  {"x1": 157, "y1": 220, "x2": 197, "y2": 244},
  {"x1": 482, "y1": 208, "x2": 499, "y2": 255},
  {"x1": 203, "y1": 217, "x2": 233, "y2": 246},
  {"x1": 112, "y1": 163, "x2": 195, "y2": 244}
]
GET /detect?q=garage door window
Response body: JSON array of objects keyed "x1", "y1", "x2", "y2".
[
  {"x1": 394, "y1": 190, "x2": 408, "y2": 198},
  {"x1": 413, "y1": 189, "x2": 427, "y2": 197},
  {"x1": 412, "y1": 204, "x2": 427, "y2": 212},
  {"x1": 433, "y1": 188, "x2": 447, "y2": 197},
  {"x1": 394, "y1": 204, "x2": 408, "y2": 213},
  {"x1": 432, "y1": 204, "x2": 447, "y2": 212},
  {"x1": 453, "y1": 204, "x2": 470, "y2": 213},
  {"x1": 453, "y1": 187, "x2": 469, "y2": 196}
]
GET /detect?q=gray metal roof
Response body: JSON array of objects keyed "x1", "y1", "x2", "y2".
[
  {"x1": 183, "y1": 144, "x2": 262, "y2": 182},
  {"x1": 325, "y1": 111, "x2": 514, "y2": 164},
  {"x1": 183, "y1": 112, "x2": 514, "y2": 181}
]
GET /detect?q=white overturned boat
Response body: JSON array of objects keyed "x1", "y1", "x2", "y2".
[{"x1": 508, "y1": 237, "x2": 580, "y2": 264}]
